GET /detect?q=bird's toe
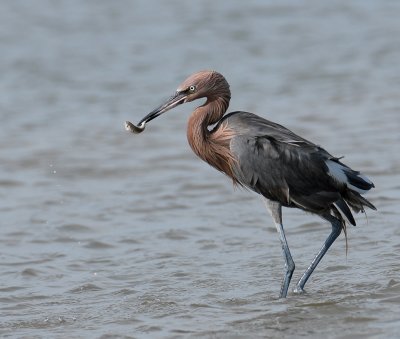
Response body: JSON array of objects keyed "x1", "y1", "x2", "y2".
[{"x1": 293, "y1": 286, "x2": 305, "y2": 294}]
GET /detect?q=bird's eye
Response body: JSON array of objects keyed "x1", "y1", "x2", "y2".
[{"x1": 188, "y1": 85, "x2": 196, "y2": 93}]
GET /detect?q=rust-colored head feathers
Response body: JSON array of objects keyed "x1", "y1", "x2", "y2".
[{"x1": 177, "y1": 70, "x2": 231, "y2": 103}]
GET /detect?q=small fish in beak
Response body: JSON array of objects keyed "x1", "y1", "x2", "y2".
[{"x1": 125, "y1": 120, "x2": 146, "y2": 134}]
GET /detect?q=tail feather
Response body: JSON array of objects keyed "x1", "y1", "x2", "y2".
[
  {"x1": 326, "y1": 159, "x2": 375, "y2": 194},
  {"x1": 334, "y1": 199, "x2": 356, "y2": 226},
  {"x1": 343, "y1": 167, "x2": 375, "y2": 193},
  {"x1": 345, "y1": 190, "x2": 376, "y2": 212}
]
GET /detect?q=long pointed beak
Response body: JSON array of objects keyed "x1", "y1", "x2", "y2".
[
  {"x1": 125, "y1": 91, "x2": 187, "y2": 134},
  {"x1": 139, "y1": 91, "x2": 187, "y2": 125}
]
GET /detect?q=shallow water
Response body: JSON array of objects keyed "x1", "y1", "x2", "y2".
[{"x1": 1, "y1": 1, "x2": 399, "y2": 338}]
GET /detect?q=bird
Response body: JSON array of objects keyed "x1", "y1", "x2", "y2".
[{"x1": 125, "y1": 70, "x2": 376, "y2": 298}]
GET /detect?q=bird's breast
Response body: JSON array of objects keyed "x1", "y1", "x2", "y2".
[{"x1": 187, "y1": 120, "x2": 238, "y2": 182}]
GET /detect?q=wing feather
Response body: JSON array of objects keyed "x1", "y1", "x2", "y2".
[{"x1": 224, "y1": 112, "x2": 347, "y2": 213}]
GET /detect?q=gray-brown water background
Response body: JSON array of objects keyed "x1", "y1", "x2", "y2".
[{"x1": 1, "y1": 1, "x2": 399, "y2": 338}]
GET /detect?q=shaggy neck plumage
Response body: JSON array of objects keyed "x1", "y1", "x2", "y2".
[{"x1": 187, "y1": 94, "x2": 236, "y2": 180}]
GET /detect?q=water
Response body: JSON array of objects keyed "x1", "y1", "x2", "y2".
[{"x1": 1, "y1": 1, "x2": 399, "y2": 338}]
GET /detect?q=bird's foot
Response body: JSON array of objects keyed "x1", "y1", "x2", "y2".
[{"x1": 293, "y1": 286, "x2": 305, "y2": 294}]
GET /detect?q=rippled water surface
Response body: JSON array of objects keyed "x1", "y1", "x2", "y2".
[{"x1": 1, "y1": 1, "x2": 399, "y2": 338}]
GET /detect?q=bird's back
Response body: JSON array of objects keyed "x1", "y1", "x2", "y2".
[{"x1": 216, "y1": 111, "x2": 376, "y2": 224}]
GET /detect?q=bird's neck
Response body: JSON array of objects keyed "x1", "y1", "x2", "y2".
[
  {"x1": 191, "y1": 95, "x2": 228, "y2": 128},
  {"x1": 187, "y1": 96, "x2": 237, "y2": 180}
]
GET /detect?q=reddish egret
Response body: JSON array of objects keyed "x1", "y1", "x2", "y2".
[{"x1": 125, "y1": 70, "x2": 376, "y2": 298}]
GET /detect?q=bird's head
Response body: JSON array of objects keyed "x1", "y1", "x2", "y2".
[{"x1": 125, "y1": 70, "x2": 230, "y2": 134}]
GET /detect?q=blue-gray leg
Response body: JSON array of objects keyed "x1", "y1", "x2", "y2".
[
  {"x1": 264, "y1": 199, "x2": 295, "y2": 298},
  {"x1": 294, "y1": 213, "x2": 342, "y2": 293}
]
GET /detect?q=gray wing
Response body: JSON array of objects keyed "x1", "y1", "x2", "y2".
[{"x1": 224, "y1": 112, "x2": 342, "y2": 212}]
